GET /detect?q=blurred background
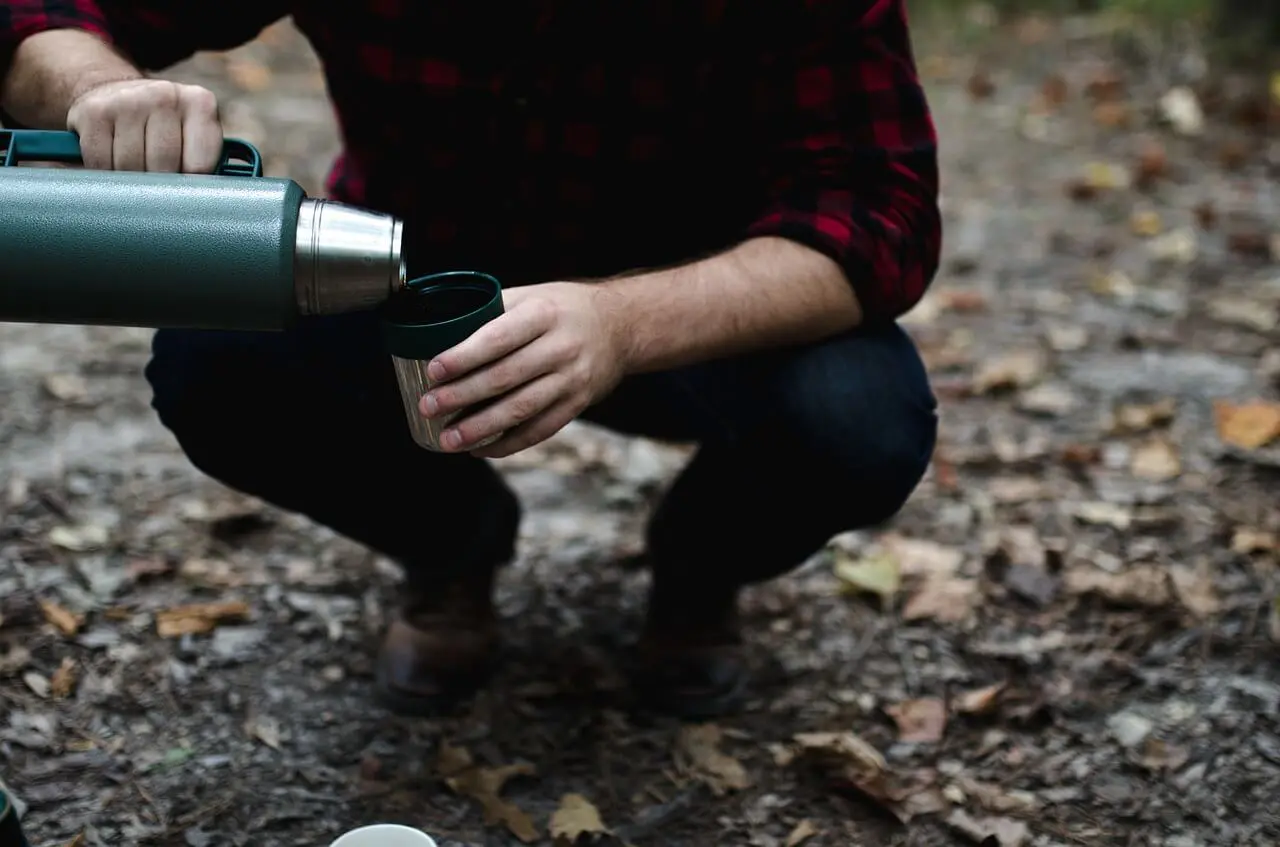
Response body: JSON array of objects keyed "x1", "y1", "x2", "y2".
[{"x1": 1, "y1": 3, "x2": 1278, "y2": 846}]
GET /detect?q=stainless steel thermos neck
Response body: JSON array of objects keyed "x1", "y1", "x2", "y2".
[{"x1": 0, "y1": 130, "x2": 406, "y2": 331}]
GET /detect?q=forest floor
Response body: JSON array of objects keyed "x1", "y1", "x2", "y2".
[{"x1": 2, "y1": 8, "x2": 1279, "y2": 847}]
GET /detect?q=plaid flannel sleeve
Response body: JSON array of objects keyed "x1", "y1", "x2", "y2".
[
  {"x1": 742, "y1": 0, "x2": 942, "y2": 324},
  {"x1": 1, "y1": 0, "x2": 286, "y2": 85}
]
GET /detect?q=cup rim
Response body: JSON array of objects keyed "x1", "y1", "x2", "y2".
[
  {"x1": 386, "y1": 271, "x2": 502, "y2": 330},
  {"x1": 328, "y1": 823, "x2": 438, "y2": 847}
]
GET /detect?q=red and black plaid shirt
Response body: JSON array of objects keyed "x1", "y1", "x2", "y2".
[{"x1": 2, "y1": 0, "x2": 941, "y2": 322}]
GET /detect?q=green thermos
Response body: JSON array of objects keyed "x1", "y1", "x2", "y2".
[{"x1": 0, "y1": 129, "x2": 406, "y2": 330}]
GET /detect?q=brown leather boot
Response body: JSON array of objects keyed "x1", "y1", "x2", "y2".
[
  {"x1": 632, "y1": 576, "x2": 748, "y2": 719},
  {"x1": 374, "y1": 563, "x2": 499, "y2": 715}
]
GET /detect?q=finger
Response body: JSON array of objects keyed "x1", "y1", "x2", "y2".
[
  {"x1": 428, "y1": 300, "x2": 554, "y2": 382},
  {"x1": 422, "y1": 334, "x2": 560, "y2": 418},
  {"x1": 471, "y1": 397, "x2": 582, "y2": 459},
  {"x1": 439, "y1": 373, "x2": 566, "y2": 452},
  {"x1": 111, "y1": 115, "x2": 146, "y2": 171},
  {"x1": 144, "y1": 109, "x2": 182, "y2": 172},
  {"x1": 73, "y1": 113, "x2": 115, "y2": 171},
  {"x1": 178, "y1": 87, "x2": 223, "y2": 173}
]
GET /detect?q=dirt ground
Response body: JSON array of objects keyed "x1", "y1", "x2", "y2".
[{"x1": 3, "y1": 9, "x2": 1280, "y2": 847}]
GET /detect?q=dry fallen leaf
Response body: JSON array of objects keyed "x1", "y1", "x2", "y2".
[
  {"x1": 1232, "y1": 527, "x2": 1277, "y2": 555},
  {"x1": 549, "y1": 793, "x2": 608, "y2": 844},
  {"x1": 49, "y1": 657, "x2": 76, "y2": 699},
  {"x1": 1111, "y1": 397, "x2": 1176, "y2": 433},
  {"x1": 789, "y1": 732, "x2": 947, "y2": 823},
  {"x1": 1130, "y1": 436, "x2": 1181, "y2": 481},
  {"x1": 1208, "y1": 296, "x2": 1279, "y2": 333},
  {"x1": 48, "y1": 523, "x2": 109, "y2": 552},
  {"x1": 972, "y1": 350, "x2": 1047, "y2": 393},
  {"x1": 39, "y1": 599, "x2": 84, "y2": 637},
  {"x1": 1213, "y1": 400, "x2": 1280, "y2": 450},
  {"x1": 833, "y1": 549, "x2": 901, "y2": 606},
  {"x1": 674, "y1": 724, "x2": 752, "y2": 795},
  {"x1": 155, "y1": 601, "x2": 250, "y2": 638},
  {"x1": 1168, "y1": 563, "x2": 1220, "y2": 619},
  {"x1": 784, "y1": 819, "x2": 819, "y2": 847},
  {"x1": 42, "y1": 373, "x2": 88, "y2": 402},
  {"x1": 1130, "y1": 209, "x2": 1162, "y2": 237},
  {"x1": 954, "y1": 683, "x2": 1006, "y2": 716},
  {"x1": 901, "y1": 574, "x2": 979, "y2": 624},
  {"x1": 1073, "y1": 501, "x2": 1132, "y2": 530},
  {"x1": 885, "y1": 698, "x2": 948, "y2": 743},
  {"x1": 1065, "y1": 563, "x2": 1172, "y2": 608},
  {"x1": 439, "y1": 742, "x2": 540, "y2": 843},
  {"x1": 947, "y1": 808, "x2": 1031, "y2": 846},
  {"x1": 952, "y1": 777, "x2": 1038, "y2": 814}
]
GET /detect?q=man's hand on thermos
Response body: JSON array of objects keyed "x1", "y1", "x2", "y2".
[{"x1": 65, "y1": 78, "x2": 224, "y2": 173}]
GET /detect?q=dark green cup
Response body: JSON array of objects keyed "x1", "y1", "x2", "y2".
[
  {"x1": 0, "y1": 787, "x2": 30, "y2": 847},
  {"x1": 380, "y1": 271, "x2": 505, "y2": 451}
]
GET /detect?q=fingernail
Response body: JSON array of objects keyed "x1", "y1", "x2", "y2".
[
  {"x1": 422, "y1": 394, "x2": 438, "y2": 417},
  {"x1": 427, "y1": 360, "x2": 446, "y2": 381},
  {"x1": 441, "y1": 429, "x2": 462, "y2": 450}
]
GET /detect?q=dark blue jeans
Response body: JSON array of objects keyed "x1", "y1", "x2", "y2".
[{"x1": 144, "y1": 313, "x2": 937, "y2": 589}]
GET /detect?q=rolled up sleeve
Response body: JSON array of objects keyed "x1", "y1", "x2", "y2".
[
  {"x1": 742, "y1": 0, "x2": 942, "y2": 324},
  {"x1": 1, "y1": 0, "x2": 287, "y2": 85}
]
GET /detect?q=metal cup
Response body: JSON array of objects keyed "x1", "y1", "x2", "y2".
[
  {"x1": 380, "y1": 271, "x2": 505, "y2": 451},
  {"x1": 0, "y1": 786, "x2": 30, "y2": 847}
]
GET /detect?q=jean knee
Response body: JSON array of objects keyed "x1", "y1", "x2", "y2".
[
  {"x1": 144, "y1": 328, "x2": 285, "y2": 465},
  {"x1": 778, "y1": 325, "x2": 938, "y2": 521}
]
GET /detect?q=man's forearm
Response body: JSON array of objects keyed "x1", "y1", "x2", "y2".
[
  {"x1": 2, "y1": 29, "x2": 140, "y2": 128},
  {"x1": 601, "y1": 236, "x2": 863, "y2": 375}
]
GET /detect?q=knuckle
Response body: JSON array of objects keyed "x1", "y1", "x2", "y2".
[
  {"x1": 180, "y1": 85, "x2": 219, "y2": 116},
  {"x1": 508, "y1": 396, "x2": 539, "y2": 422}
]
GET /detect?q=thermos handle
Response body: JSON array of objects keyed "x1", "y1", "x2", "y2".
[{"x1": 0, "y1": 129, "x2": 263, "y2": 177}]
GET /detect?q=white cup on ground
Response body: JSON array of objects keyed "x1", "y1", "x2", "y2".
[{"x1": 328, "y1": 824, "x2": 438, "y2": 847}]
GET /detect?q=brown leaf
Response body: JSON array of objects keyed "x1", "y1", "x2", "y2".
[
  {"x1": 967, "y1": 70, "x2": 995, "y2": 99},
  {"x1": 440, "y1": 743, "x2": 539, "y2": 843},
  {"x1": 39, "y1": 599, "x2": 84, "y2": 637},
  {"x1": 1134, "y1": 138, "x2": 1168, "y2": 187},
  {"x1": 155, "y1": 601, "x2": 250, "y2": 638},
  {"x1": 42, "y1": 373, "x2": 89, "y2": 403},
  {"x1": 1130, "y1": 210, "x2": 1163, "y2": 237},
  {"x1": 972, "y1": 350, "x2": 1047, "y2": 394},
  {"x1": 784, "y1": 820, "x2": 819, "y2": 847},
  {"x1": 674, "y1": 724, "x2": 752, "y2": 795},
  {"x1": 954, "y1": 683, "x2": 1006, "y2": 716},
  {"x1": 1231, "y1": 527, "x2": 1276, "y2": 555},
  {"x1": 1064, "y1": 564, "x2": 1172, "y2": 608},
  {"x1": 789, "y1": 732, "x2": 946, "y2": 823},
  {"x1": 901, "y1": 575, "x2": 979, "y2": 624},
  {"x1": 885, "y1": 698, "x2": 947, "y2": 743},
  {"x1": 1110, "y1": 397, "x2": 1176, "y2": 433},
  {"x1": 882, "y1": 535, "x2": 965, "y2": 578},
  {"x1": 49, "y1": 657, "x2": 76, "y2": 699},
  {"x1": 1214, "y1": 400, "x2": 1280, "y2": 450},
  {"x1": 1130, "y1": 437, "x2": 1181, "y2": 481},
  {"x1": 946, "y1": 809, "x2": 1030, "y2": 846},
  {"x1": 1136, "y1": 737, "x2": 1189, "y2": 772},
  {"x1": 953, "y1": 777, "x2": 1038, "y2": 814},
  {"x1": 549, "y1": 793, "x2": 608, "y2": 844},
  {"x1": 1168, "y1": 563, "x2": 1220, "y2": 619}
]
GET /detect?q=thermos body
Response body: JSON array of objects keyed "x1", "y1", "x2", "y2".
[{"x1": 0, "y1": 130, "x2": 406, "y2": 331}]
